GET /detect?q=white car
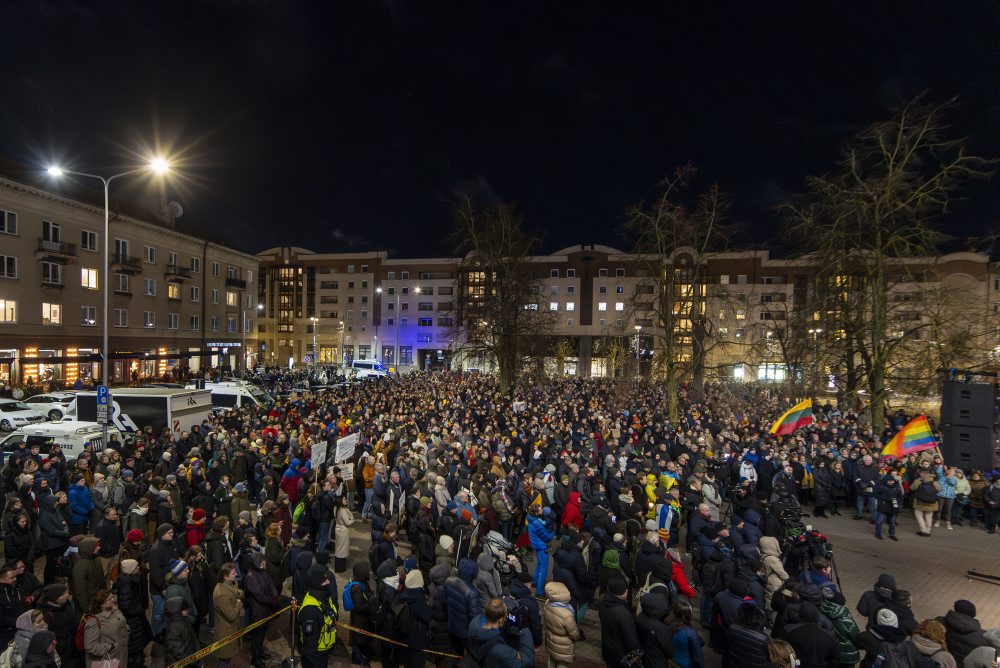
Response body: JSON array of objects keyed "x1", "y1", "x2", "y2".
[
  {"x1": 0, "y1": 400, "x2": 46, "y2": 431},
  {"x1": 24, "y1": 392, "x2": 78, "y2": 421}
]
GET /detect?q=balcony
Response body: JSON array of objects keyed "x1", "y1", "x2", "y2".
[
  {"x1": 225, "y1": 277, "x2": 247, "y2": 289},
  {"x1": 111, "y1": 254, "x2": 142, "y2": 273},
  {"x1": 164, "y1": 264, "x2": 192, "y2": 281},
  {"x1": 36, "y1": 239, "x2": 78, "y2": 263}
]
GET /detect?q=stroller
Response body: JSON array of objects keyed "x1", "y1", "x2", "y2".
[{"x1": 481, "y1": 530, "x2": 528, "y2": 589}]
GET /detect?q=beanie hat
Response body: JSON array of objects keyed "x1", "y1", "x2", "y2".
[
  {"x1": 126, "y1": 529, "x2": 145, "y2": 543},
  {"x1": 955, "y1": 600, "x2": 977, "y2": 618},
  {"x1": 403, "y1": 556, "x2": 418, "y2": 572},
  {"x1": 120, "y1": 559, "x2": 139, "y2": 575},
  {"x1": 308, "y1": 570, "x2": 328, "y2": 590},
  {"x1": 658, "y1": 528, "x2": 670, "y2": 541},
  {"x1": 420, "y1": 496, "x2": 432, "y2": 507},
  {"x1": 40, "y1": 583, "x2": 68, "y2": 602},
  {"x1": 405, "y1": 570, "x2": 425, "y2": 589},
  {"x1": 239, "y1": 510, "x2": 252, "y2": 523},
  {"x1": 234, "y1": 482, "x2": 247, "y2": 493},
  {"x1": 439, "y1": 535, "x2": 454, "y2": 552},
  {"x1": 121, "y1": 469, "x2": 134, "y2": 479},
  {"x1": 645, "y1": 520, "x2": 658, "y2": 533},
  {"x1": 460, "y1": 509, "x2": 473, "y2": 522},
  {"x1": 165, "y1": 474, "x2": 177, "y2": 484},
  {"x1": 608, "y1": 577, "x2": 628, "y2": 596},
  {"x1": 315, "y1": 551, "x2": 330, "y2": 565},
  {"x1": 192, "y1": 508, "x2": 206, "y2": 522},
  {"x1": 213, "y1": 516, "x2": 229, "y2": 532},
  {"x1": 613, "y1": 532, "x2": 624, "y2": 544},
  {"x1": 877, "y1": 608, "x2": 899, "y2": 629},
  {"x1": 876, "y1": 573, "x2": 897, "y2": 591},
  {"x1": 157, "y1": 523, "x2": 174, "y2": 539},
  {"x1": 168, "y1": 559, "x2": 188, "y2": 577}
]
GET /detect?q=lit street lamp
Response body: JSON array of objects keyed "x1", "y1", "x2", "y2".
[
  {"x1": 808, "y1": 327, "x2": 824, "y2": 396},
  {"x1": 311, "y1": 316, "x2": 319, "y2": 365},
  {"x1": 47, "y1": 158, "x2": 170, "y2": 446},
  {"x1": 243, "y1": 303, "x2": 263, "y2": 374}
]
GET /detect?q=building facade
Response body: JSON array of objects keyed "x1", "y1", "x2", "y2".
[
  {"x1": 259, "y1": 244, "x2": 1000, "y2": 387},
  {"x1": 0, "y1": 176, "x2": 260, "y2": 386}
]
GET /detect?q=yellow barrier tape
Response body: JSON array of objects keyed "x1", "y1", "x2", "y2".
[
  {"x1": 166, "y1": 604, "x2": 293, "y2": 668},
  {"x1": 336, "y1": 621, "x2": 463, "y2": 660}
]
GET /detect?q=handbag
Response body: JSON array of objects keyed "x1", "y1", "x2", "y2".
[{"x1": 90, "y1": 653, "x2": 119, "y2": 668}]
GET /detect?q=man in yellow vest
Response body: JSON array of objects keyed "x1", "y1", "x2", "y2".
[{"x1": 299, "y1": 570, "x2": 338, "y2": 668}]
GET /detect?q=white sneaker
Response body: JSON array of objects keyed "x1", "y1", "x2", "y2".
[{"x1": 934, "y1": 521, "x2": 940, "y2": 528}]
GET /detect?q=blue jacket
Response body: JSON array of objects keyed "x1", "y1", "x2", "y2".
[
  {"x1": 466, "y1": 615, "x2": 534, "y2": 668},
  {"x1": 741, "y1": 509, "x2": 763, "y2": 545},
  {"x1": 936, "y1": 468, "x2": 958, "y2": 499},
  {"x1": 67, "y1": 483, "x2": 94, "y2": 525},
  {"x1": 444, "y1": 559, "x2": 482, "y2": 640},
  {"x1": 527, "y1": 514, "x2": 554, "y2": 550}
]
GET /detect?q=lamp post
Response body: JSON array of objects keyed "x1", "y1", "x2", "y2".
[
  {"x1": 634, "y1": 324, "x2": 642, "y2": 378},
  {"x1": 311, "y1": 316, "x2": 319, "y2": 366},
  {"x1": 47, "y1": 158, "x2": 169, "y2": 446},
  {"x1": 808, "y1": 328, "x2": 824, "y2": 396}
]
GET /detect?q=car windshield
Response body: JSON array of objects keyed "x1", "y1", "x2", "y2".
[
  {"x1": 249, "y1": 385, "x2": 274, "y2": 404},
  {"x1": 0, "y1": 401, "x2": 31, "y2": 411}
]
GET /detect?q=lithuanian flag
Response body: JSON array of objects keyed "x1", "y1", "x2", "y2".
[{"x1": 769, "y1": 399, "x2": 814, "y2": 436}]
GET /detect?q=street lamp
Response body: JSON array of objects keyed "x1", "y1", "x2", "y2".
[
  {"x1": 634, "y1": 324, "x2": 642, "y2": 378},
  {"x1": 47, "y1": 157, "x2": 170, "y2": 446},
  {"x1": 311, "y1": 316, "x2": 319, "y2": 365},
  {"x1": 808, "y1": 328, "x2": 824, "y2": 396}
]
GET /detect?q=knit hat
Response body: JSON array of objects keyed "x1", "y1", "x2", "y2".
[
  {"x1": 645, "y1": 520, "x2": 658, "y2": 533},
  {"x1": 120, "y1": 559, "x2": 139, "y2": 575},
  {"x1": 613, "y1": 532, "x2": 624, "y2": 544},
  {"x1": 239, "y1": 510, "x2": 252, "y2": 523},
  {"x1": 168, "y1": 559, "x2": 188, "y2": 577},
  {"x1": 126, "y1": 529, "x2": 145, "y2": 543},
  {"x1": 121, "y1": 469, "x2": 134, "y2": 479},
  {"x1": 876, "y1": 573, "x2": 897, "y2": 591},
  {"x1": 439, "y1": 535, "x2": 454, "y2": 552},
  {"x1": 405, "y1": 569, "x2": 425, "y2": 589},
  {"x1": 165, "y1": 474, "x2": 177, "y2": 484},
  {"x1": 420, "y1": 496, "x2": 432, "y2": 507},
  {"x1": 658, "y1": 528, "x2": 670, "y2": 541},
  {"x1": 157, "y1": 523, "x2": 174, "y2": 539},
  {"x1": 877, "y1": 608, "x2": 899, "y2": 628},
  {"x1": 234, "y1": 482, "x2": 246, "y2": 492},
  {"x1": 40, "y1": 583, "x2": 68, "y2": 602},
  {"x1": 192, "y1": 508, "x2": 206, "y2": 522},
  {"x1": 955, "y1": 600, "x2": 977, "y2": 618},
  {"x1": 460, "y1": 509, "x2": 473, "y2": 522},
  {"x1": 213, "y1": 516, "x2": 229, "y2": 532},
  {"x1": 403, "y1": 556, "x2": 418, "y2": 572},
  {"x1": 608, "y1": 577, "x2": 628, "y2": 596}
]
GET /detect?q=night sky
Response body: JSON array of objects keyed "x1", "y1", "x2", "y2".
[{"x1": 1, "y1": 1, "x2": 998, "y2": 257}]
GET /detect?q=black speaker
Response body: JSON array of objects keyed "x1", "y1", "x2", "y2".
[
  {"x1": 940, "y1": 424, "x2": 998, "y2": 472},
  {"x1": 941, "y1": 381, "x2": 996, "y2": 428}
]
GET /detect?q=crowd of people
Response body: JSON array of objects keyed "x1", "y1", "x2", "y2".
[{"x1": 1, "y1": 369, "x2": 999, "y2": 668}]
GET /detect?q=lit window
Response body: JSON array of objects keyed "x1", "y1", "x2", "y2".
[
  {"x1": 550, "y1": 302, "x2": 559, "y2": 311},
  {"x1": 0, "y1": 300, "x2": 15, "y2": 323},
  {"x1": 226, "y1": 291, "x2": 238, "y2": 307},
  {"x1": 81, "y1": 268, "x2": 98, "y2": 289},
  {"x1": 598, "y1": 302, "x2": 607, "y2": 311},
  {"x1": 615, "y1": 302, "x2": 624, "y2": 311},
  {"x1": 168, "y1": 283, "x2": 181, "y2": 300},
  {"x1": 566, "y1": 302, "x2": 575, "y2": 312},
  {"x1": 42, "y1": 303, "x2": 61, "y2": 325},
  {"x1": 736, "y1": 309, "x2": 746, "y2": 320},
  {"x1": 719, "y1": 275, "x2": 729, "y2": 285}
]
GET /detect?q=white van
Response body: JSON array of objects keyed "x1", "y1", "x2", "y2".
[
  {"x1": 0, "y1": 420, "x2": 123, "y2": 463},
  {"x1": 350, "y1": 360, "x2": 390, "y2": 378},
  {"x1": 185, "y1": 380, "x2": 274, "y2": 411}
]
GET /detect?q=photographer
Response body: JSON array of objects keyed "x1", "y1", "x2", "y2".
[
  {"x1": 873, "y1": 473, "x2": 904, "y2": 541},
  {"x1": 466, "y1": 597, "x2": 534, "y2": 667}
]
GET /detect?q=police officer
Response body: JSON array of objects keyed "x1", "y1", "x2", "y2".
[{"x1": 299, "y1": 570, "x2": 338, "y2": 668}]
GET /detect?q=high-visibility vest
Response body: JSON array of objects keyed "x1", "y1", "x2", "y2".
[{"x1": 299, "y1": 593, "x2": 337, "y2": 651}]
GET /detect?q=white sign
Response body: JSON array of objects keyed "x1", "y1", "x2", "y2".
[
  {"x1": 96, "y1": 404, "x2": 109, "y2": 425},
  {"x1": 335, "y1": 432, "x2": 360, "y2": 463},
  {"x1": 338, "y1": 466, "x2": 354, "y2": 482},
  {"x1": 311, "y1": 441, "x2": 330, "y2": 469}
]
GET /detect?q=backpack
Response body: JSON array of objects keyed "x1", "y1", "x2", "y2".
[
  {"x1": 75, "y1": 615, "x2": 100, "y2": 652},
  {"x1": 636, "y1": 572, "x2": 677, "y2": 615},
  {"x1": 873, "y1": 641, "x2": 937, "y2": 668},
  {"x1": 342, "y1": 580, "x2": 361, "y2": 612},
  {"x1": 390, "y1": 598, "x2": 412, "y2": 635},
  {"x1": 0, "y1": 640, "x2": 21, "y2": 668},
  {"x1": 915, "y1": 482, "x2": 939, "y2": 505},
  {"x1": 368, "y1": 542, "x2": 381, "y2": 573}
]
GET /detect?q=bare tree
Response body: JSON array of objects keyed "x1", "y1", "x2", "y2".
[
  {"x1": 623, "y1": 165, "x2": 731, "y2": 420},
  {"x1": 450, "y1": 197, "x2": 554, "y2": 392},
  {"x1": 785, "y1": 97, "x2": 993, "y2": 429}
]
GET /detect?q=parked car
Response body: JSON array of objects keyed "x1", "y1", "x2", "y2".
[
  {"x1": 24, "y1": 391, "x2": 78, "y2": 421},
  {"x1": 0, "y1": 400, "x2": 46, "y2": 431}
]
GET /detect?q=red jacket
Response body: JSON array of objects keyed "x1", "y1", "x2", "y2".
[
  {"x1": 185, "y1": 521, "x2": 206, "y2": 549},
  {"x1": 561, "y1": 491, "x2": 583, "y2": 530},
  {"x1": 669, "y1": 548, "x2": 696, "y2": 598}
]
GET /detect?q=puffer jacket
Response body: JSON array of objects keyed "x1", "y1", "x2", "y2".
[
  {"x1": 542, "y1": 582, "x2": 579, "y2": 663},
  {"x1": 937, "y1": 471, "x2": 958, "y2": 500},
  {"x1": 527, "y1": 513, "x2": 555, "y2": 550},
  {"x1": 474, "y1": 552, "x2": 503, "y2": 601},
  {"x1": 36, "y1": 495, "x2": 70, "y2": 551},
  {"x1": 819, "y1": 599, "x2": 861, "y2": 665},
  {"x1": 936, "y1": 609, "x2": 987, "y2": 665},
  {"x1": 444, "y1": 558, "x2": 481, "y2": 640},
  {"x1": 759, "y1": 536, "x2": 789, "y2": 605},
  {"x1": 67, "y1": 483, "x2": 94, "y2": 526},
  {"x1": 428, "y1": 564, "x2": 452, "y2": 656},
  {"x1": 741, "y1": 509, "x2": 763, "y2": 544}
]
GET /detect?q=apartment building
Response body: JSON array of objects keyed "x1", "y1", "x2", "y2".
[
  {"x1": 0, "y1": 175, "x2": 259, "y2": 385},
  {"x1": 258, "y1": 244, "x2": 1000, "y2": 381}
]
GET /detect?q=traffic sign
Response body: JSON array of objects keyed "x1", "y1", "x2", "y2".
[
  {"x1": 303, "y1": 355, "x2": 311, "y2": 363},
  {"x1": 97, "y1": 385, "x2": 109, "y2": 405},
  {"x1": 97, "y1": 385, "x2": 110, "y2": 425}
]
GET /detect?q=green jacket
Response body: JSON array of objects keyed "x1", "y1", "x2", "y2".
[{"x1": 820, "y1": 600, "x2": 861, "y2": 664}]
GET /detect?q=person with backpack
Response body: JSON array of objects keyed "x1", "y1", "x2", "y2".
[
  {"x1": 856, "y1": 608, "x2": 908, "y2": 668},
  {"x1": 466, "y1": 597, "x2": 535, "y2": 668},
  {"x1": 911, "y1": 469, "x2": 941, "y2": 537},
  {"x1": 80, "y1": 589, "x2": 129, "y2": 668},
  {"x1": 599, "y1": 578, "x2": 642, "y2": 668},
  {"x1": 299, "y1": 569, "x2": 338, "y2": 668},
  {"x1": 444, "y1": 558, "x2": 482, "y2": 656},
  {"x1": 784, "y1": 601, "x2": 838, "y2": 668},
  {"x1": 542, "y1": 581, "x2": 580, "y2": 668},
  {"x1": 819, "y1": 590, "x2": 861, "y2": 668},
  {"x1": 637, "y1": 591, "x2": 674, "y2": 668},
  {"x1": 396, "y1": 569, "x2": 433, "y2": 668},
  {"x1": 344, "y1": 561, "x2": 377, "y2": 666}
]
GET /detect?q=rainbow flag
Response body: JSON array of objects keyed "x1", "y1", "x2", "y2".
[
  {"x1": 769, "y1": 399, "x2": 814, "y2": 436},
  {"x1": 881, "y1": 414, "x2": 937, "y2": 459}
]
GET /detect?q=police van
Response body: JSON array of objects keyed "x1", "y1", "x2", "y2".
[
  {"x1": 350, "y1": 360, "x2": 390, "y2": 379},
  {"x1": 0, "y1": 420, "x2": 123, "y2": 463},
  {"x1": 185, "y1": 380, "x2": 274, "y2": 411}
]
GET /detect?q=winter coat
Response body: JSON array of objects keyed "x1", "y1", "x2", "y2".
[
  {"x1": 741, "y1": 509, "x2": 764, "y2": 544},
  {"x1": 204, "y1": 529, "x2": 235, "y2": 583},
  {"x1": 67, "y1": 484, "x2": 94, "y2": 526},
  {"x1": 820, "y1": 600, "x2": 861, "y2": 664},
  {"x1": 552, "y1": 542, "x2": 595, "y2": 607},
  {"x1": 397, "y1": 586, "x2": 433, "y2": 650},
  {"x1": 246, "y1": 555, "x2": 282, "y2": 620},
  {"x1": 115, "y1": 571, "x2": 151, "y2": 656},
  {"x1": 71, "y1": 537, "x2": 105, "y2": 612},
  {"x1": 213, "y1": 581, "x2": 244, "y2": 660},
  {"x1": 911, "y1": 634, "x2": 958, "y2": 668},
  {"x1": 83, "y1": 608, "x2": 130, "y2": 667},
  {"x1": 527, "y1": 513, "x2": 555, "y2": 550},
  {"x1": 636, "y1": 593, "x2": 674, "y2": 668},
  {"x1": 38, "y1": 599, "x2": 79, "y2": 667},
  {"x1": 444, "y1": 558, "x2": 482, "y2": 640},
  {"x1": 812, "y1": 467, "x2": 832, "y2": 507},
  {"x1": 759, "y1": 536, "x2": 789, "y2": 606},
  {"x1": 147, "y1": 537, "x2": 179, "y2": 596},
  {"x1": 542, "y1": 582, "x2": 579, "y2": 663},
  {"x1": 785, "y1": 619, "x2": 838, "y2": 668},
  {"x1": 474, "y1": 552, "x2": 503, "y2": 601},
  {"x1": 428, "y1": 564, "x2": 453, "y2": 656},
  {"x1": 334, "y1": 507, "x2": 354, "y2": 559},
  {"x1": 3, "y1": 522, "x2": 34, "y2": 564},
  {"x1": 561, "y1": 491, "x2": 583, "y2": 530},
  {"x1": 164, "y1": 576, "x2": 198, "y2": 622},
  {"x1": 164, "y1": 609, "x2": 199, "y2": 665},
  {"x1": 36, "y1": 496, "x2": 70, "y2": 551},
  {"x1": 912, "y1": 475, "x2": 941, "y2": 512},
  {"x1": 264, "y1": 536, "x2": 286, "y2": 587},
  {"x1": 598, "y1": 591, "x2": 642, "y2": 666},
  {"x1": 936, "y1": 610, "x2": 988, "y2": 665},
  {"x1": 968, "y1": 477, "x2": 988, "y2": 509}
]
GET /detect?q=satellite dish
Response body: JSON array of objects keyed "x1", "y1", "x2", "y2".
[{"x1": 168, "y1": 201, "x2": 184, "y2": 218}]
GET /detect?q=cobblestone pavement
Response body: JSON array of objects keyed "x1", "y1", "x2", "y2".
[{"x1": 22, "y1": 505, "x2": 1000, "y2": 667}]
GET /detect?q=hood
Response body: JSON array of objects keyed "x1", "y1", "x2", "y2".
[
  {"x1": 640, "y1": 592, "x2": 670, "y2": 619},
  {"x1": 639, "y1": 540, "x2": 661, "y2": 556},
  {"x1": 728, "y1": 578, "x2": 750, "y2": 597},
  {"x1": 16, "y1": 611, "x2": 37, "y2": 631},
  {"x1": 544, "y1": 581, "x2": 571, "y2": 603},
  {"x1": 376, "y1": 560, "x2": 397, "y2": 580},
  {"x1": 295, "y1": 552, "x2": 315, "y2": 572},
  {"x1": 38, "y1": 495, "x2": 58, "y2": 512},
  {"x1": 458, "y1": 558, "x2": 479, "y2": 582},
  {"x1": 743, "y1": 509, "x2": 761, "y2": 526},
  {"x1": 80, "y1": 537, "x2": 100, "y2": 560},
  {"x1": 509, "y1": 579, "x2": 530, "y2": 600},
  {"x1": 911, "y1": 634, "x2": 946, "y2": 656},
  {"x1": 602, "y1": 549, "x2": 621, "y2": 569},
  {"x1": 250, "y1": 552, "x2": 265, "y2": 570},
  {"x1": 965, "y1": 647, "x2": 997, "y2": 668},
  {"x1": 759, "y1": 536, "x2": 781, "y2": 558},
  {"x1": 429, "y1": 563, "x2": 450, "y2": 586},
  {"x1": 166, "y1": 596, "x2": 185, "y2": 616},
  {"x1": 798, "y1": 584, "x2": 823, "y2": 604},
  {"x1": 568, "y1": 491, "x2": 581, "y2": 505},
  {"x1": 943, "y1": 609, "x2": 983, "y2": 635},
  {"x1": 476, "y1": 552, "x2": 495, "y2": 571}
]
